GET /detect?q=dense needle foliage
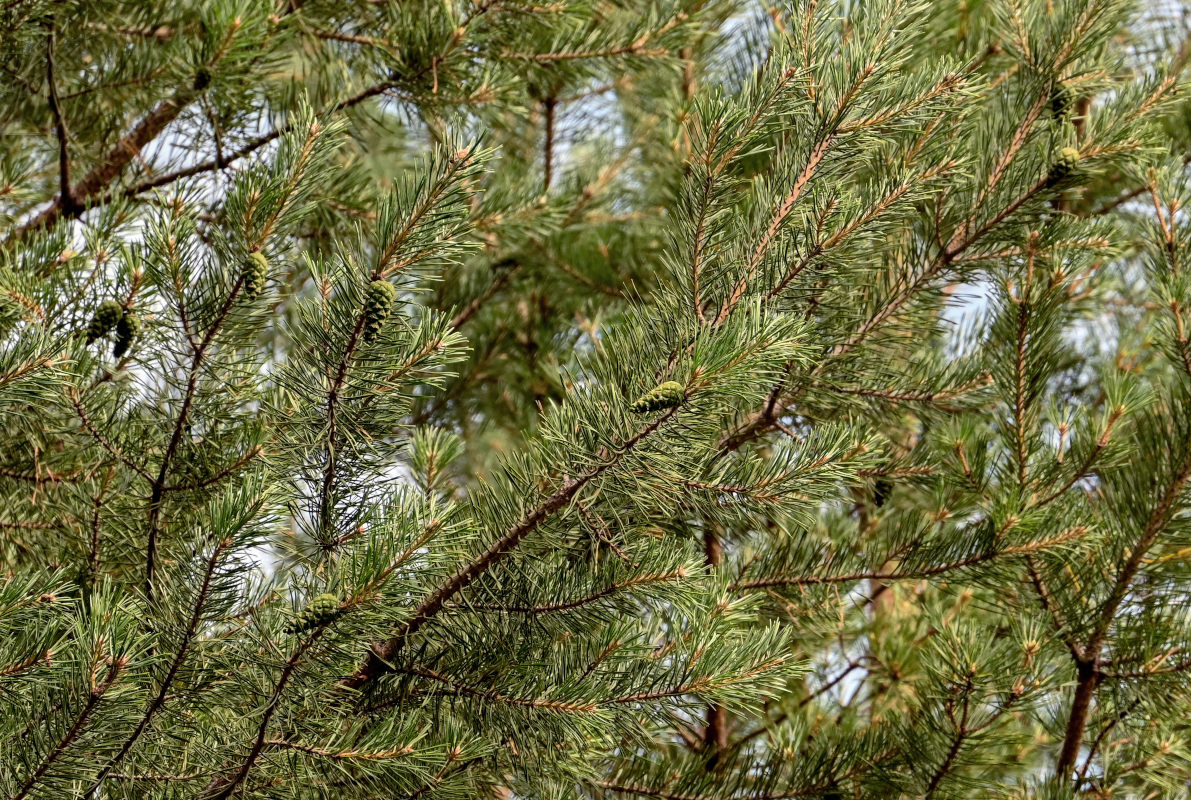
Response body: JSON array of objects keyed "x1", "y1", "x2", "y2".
[{"x1": 1, "y1": 0, "x2": 1191, "y2": 798}]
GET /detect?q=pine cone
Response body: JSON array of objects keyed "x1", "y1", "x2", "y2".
[
  {"x1": 1049, "y1": 147, "x2": 1081, "y2": 183},
  {"x1": 112, "y1": 312, "x2": 140, "y2": 358},
  {"x1": 85, "y1": 301, "x2": 123, "y2": 343},
  {"x1": 629, "y1": 380, "x2": 685, "y2": 414},
  {"x1": 362, "y1": 280, "x2": 397, "y2": 343},
  {"x1": 242, "y1": 252, "x2": 269, "y2": 302},
  {"x1": 1050, "y1": 83, "x2": 1071, "y2": 120},
  {"x1": 284, "y1": 593, "x2": 341, "y2": 634},
  {"x1": 873, "y1": 478, "x2": 892, "y2": 508},
  {"x1": 194, "y1": 66, "x2": 212, "y2": 92}
]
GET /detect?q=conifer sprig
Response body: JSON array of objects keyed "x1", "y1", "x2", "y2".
[{"x1": 0, "y1": 0, "x2": 1190, "y2": 797}]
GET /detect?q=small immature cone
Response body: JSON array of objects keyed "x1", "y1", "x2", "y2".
[
  {"x1": 242, "y1": 252, "x2": 269, "y2": 302},
  {"x1": 1050, "y1": 83, "x2": 1071, "y2": 120},
  {"x1": 362, "y1": 280, "x2": 397, "y2": 343},
  {"x1": 112, "y1": 312, "x2": 140, "y2": 358},
  {"x1": 85, "y1": 300, "x2": 123, "y2": 343},
  {"x1": 284, "y1": 593, "x2": 341, "y2": 634},
  {"x1": 629, "y1": 380, "x2": 685, "y2": 414},
  {"x1": 1048, "y1": 147, "x2": 1081, "y2": 184}
]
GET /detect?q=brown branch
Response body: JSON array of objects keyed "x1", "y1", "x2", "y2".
[
  {"x1": 506, "y1": 44, "x2": 669, "y2": 63},
  {"x1": 261, "y1": 739, "x2": 415, "y2": 761},
  {"x1": 68, "y1": 391, "x2": 154, "y2": 481},
  {"x1": 107, "y1": 1, "x2": 490, "y2": 209},
  {"x1": 203, "y1": 629, "x2": 327, "y2": 800},
  {"x1": 342, "y1": 406, "x2": 683, "y2": 689},
  {"x1": 1056, "y1": 448, "x2": 1191, "y2": 776},
  {"x1": 317, "y1": 309, "x2": 368, "y2": 541},
  {"x1": 0, "y1": 648, "x2": 52, "y2": 678},
  {"x1": 317, "y1": 147, "x2": 474, "y2": 539},
  {"x1": 393, "y1": 663, "x2": 601, "y2": 713},
  {"x1": 1102, "y1": 657, "x2": 1191, "y2": 680},
  {"x1": 1025, "y1": 555, "x2": 1083, "y2": 662},
  {"x1": 924, "y1": 680, "x2": 972, "y2": 799},
  {"x1": 45, "y1": 22, "x2": 76, "y2": 216},
  {"x1": 449, "y1": 263, "x2": 522, "y2": 329},
  {"x1": 543, "y1": 95, "x2": 556, "y2": 192},
  {"x1": 87, "y1": 468, "x2": 114, "y2": 585},
  {"x1": 15, "y1": 70, "x2": 211, "y2": 238},
  {"x1": 716, "y1": 167, "x2": 1055, "y2": 457},
  {"x1": 1012, "y1": 234, "x2": 1038, "y2": 491},
  {"x1": 597, "y1": 780, "x2": 837, "y2": 800},
  {"x1": 807, "y1": 373, "x2": 991, "y2": 411},
  {"x1": 82, "y1": 73, "x2": 396, "y2": 212},
  {"x1": 453, "y1": 570, "x2": 687, "y2": 614},
  {"x1": 144, "y1": 122, "x2": 323, "y2": 603},
  {"x1": 1035, "y1": 405, "x2": 1123, "y2": 507},
  {"x1": 718, "y1": 136, "x2": 833, "y2": 324},
  {"x1": 84, "y1": 531, "x2": 238, "y2": 797},
  {"x1": 726, "y1": 658, "x2": 867, "y2": 753},
  {"x1": 1076, "y1": 699, "x2": 1141, "y2": 786},
  {"x1": 736, "y1": 528, "x2": 1087, "y2": 590},
  {"x1": 703, "y1": 528, "x2": 727, "y2": 764},
  {"x1": 11, "y1": 657, "x2": 122, "y2": 800},
  {"x1": 0, "y1": 464, "x2": 81, "y2": 484},
  {"x1": 162, "y1": 445, "x2": 263, "y2": 492}
]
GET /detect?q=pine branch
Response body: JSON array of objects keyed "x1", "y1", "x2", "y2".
[
  {"x1": 597, "y1": 779, "x2": 840, "y2": 799},
  {"x1": 702, "y1": 528, "x2": 726, "y2": 764},
  {"x1": 1056, "y1": 448, "x2": 1191, "y2": 776},
  {"x1": 452, "y1": 569, "x2": 687, "y2": 614},
  {"x1": 97, "y1": 0, "x2": 493, "y2": 211},
  {"x1": 542, "y1": 95, "x2": 556, "y2": 192},
  {"x1": 44, "y1": 21, "x2": 75, "y2": 217},
  {"x1": 718, "y1": 162, "x2": 1057, "y2": 455},
  {"x1": 343, "y1": 405, "x2": 683, "y2": 689},
  {"x1": 67, "y1": 390, "x2": 154, "y2": 482},
  {"x1": 726, "y1": 657, "x2": 868, "y2": 753},
  {"x1": 316, "y1": 147, "x2": 475, "y2": 538},
  {"x1": 448, "y1": 262, "x2": 523, "y2": 330},
  {"x1": 162, "y1": 445, "x2": 263, "y2": 493},
  {"x1": 923, "y1": 679, "x2": 972, "y2": 799},
  {"x1": 0, "y1": 648, "x2": 52, "y2": 679},
  {"x1": 399, "y1": 663, "x2": 601, "y2": 713},
  {"x1": 734, "y1": 528, "x2": 1087, "y2": 590},
  {"x1": 0, "y1": 464, "x2": 79, "y2": 484},
  {"x1": 12, "y1": 25, "x2": 236, "y2": 239},
  {"x1": 83, "y1": 531, "x2": 240, "y2": 798},
  {"x1": 202, "y1": 628, "x2": 329, "y2": 800},
  {"x1": 144, "y1": 120, "x2": 324, "y2": 602},
  {"x1": 260, "y1": 739, "x2": 415, "y2": 761},
  {"x1": 10, "y1": 656, "x2": 123, "y2": 800},
  {"x1": 113, "y1": 79, "x2": 396, "y2": 205}
]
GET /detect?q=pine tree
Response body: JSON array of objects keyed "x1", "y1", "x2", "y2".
[{"x1": 0, "y1": 1, "x2": 1189, "y2": 799}]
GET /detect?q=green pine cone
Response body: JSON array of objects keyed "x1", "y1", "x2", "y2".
[
  {"x1": 285, "y1": 593, "x2": 341, "y2": 634},
  {"x1": 362, "y1": 280, "x2": 397, "y2": 343},
  {"x1": 1049, "y1": 147, "x2": 1081, "y2": 183},
  {"x1": 85, "y1": 301, "x2": 123, "y2": 343},
  {"x1": 242, "y1": 252, "x2": 269, "y2": 302},
  {"x1": 112, "y1": 312, "x2": 140, "y2": 358},
  {"x1": 629, "y1": 380, "x2": 685, "y2": 414}
]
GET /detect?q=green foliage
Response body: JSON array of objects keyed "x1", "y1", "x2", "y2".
[{"x1": 0, "y1": 0, "x2": 1189, "y2": 798}]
